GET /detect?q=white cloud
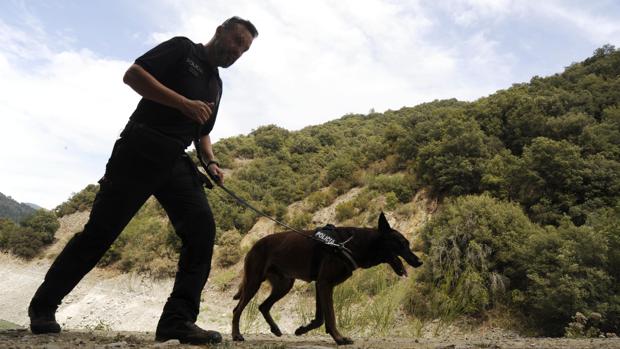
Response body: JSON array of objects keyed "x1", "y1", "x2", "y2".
[
  {"x1": 151, "y1": 0, "x2": 496, "y2": 135},
  {"x1": 2, "y1": 0, "x2": 619, "y2": 209},
  {"x1": 0, "y1": 20, "x2": 137, "y2": 209}
]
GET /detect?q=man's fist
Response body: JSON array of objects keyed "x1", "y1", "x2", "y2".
[{"x1": 181, "y1": 99, "x2": 214, "y2": 124}]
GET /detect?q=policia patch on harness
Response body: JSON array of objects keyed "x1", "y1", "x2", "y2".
[{"x1": 313, "y1": 224, "x2": 337, "y2": 245}]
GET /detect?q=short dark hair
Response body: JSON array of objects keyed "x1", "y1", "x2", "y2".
[{"x1": 222, "y1": 16, "x2": 258, "y2": 38}]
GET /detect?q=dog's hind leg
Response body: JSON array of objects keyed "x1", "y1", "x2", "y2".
[
  {"x1": 232, "y1": 276, "x2": 261, "y2": 341},
  {"x1": 259, "y1": 272, "x2": 294, "y2": 337},
  {"x1": 294, "y1": 284, "x2": 324, "y2": 336}
]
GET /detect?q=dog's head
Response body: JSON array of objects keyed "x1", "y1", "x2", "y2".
[{"x1": 375, "y1": 212, "x2": 423, "y2": 277}]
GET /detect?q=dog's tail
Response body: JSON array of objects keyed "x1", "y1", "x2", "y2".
[
  {"x1": 233, "y1": 240, "x2": 267, "y2": 301},
  {"x1": 233, "y1": 252, "x2": 250, "y2": 300},
  {"x1": 233, "y1": 280, "x2": 243, "y2": 300}
]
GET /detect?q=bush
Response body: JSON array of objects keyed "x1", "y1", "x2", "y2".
[
  {"x1": 21, "y1": 209, "x2": 59, "y2": 242},
  {"x1": 335, "y1": 201, "x2": 356, "y2": 221},
  {"x1": 216, "y1": 230, "x2": 242, "y2": 268},
  {"x1": 54, "y1": 184, "x2": 99, "y2": 217},
  {"x1": 368, "y1": 173, "x2": 415, "y2": 203},
  {"x1": 326, "y1": 158, "x2": 357, "y2": 184},
  {"x1": 306, "y1": 189, "x2": 337, "y2": 211},
  {"x1": 413, "y1": 194, "x2": 542, "y2": 318},
  {"x1": 100, "y1": 200, "x2": 181, "y2": 278},
  {"x1": 286, "y1": 211, "x2": 312, "y2": 230},
  {"x1": 516, "y1": 220, "x2": 614, "y2": 336},
  {"x1": 0, "y1": 210, "x2": 60, "y2": 259},
  {"x1": 413, "y1": 113, "x2": 492, "y2": 196}
]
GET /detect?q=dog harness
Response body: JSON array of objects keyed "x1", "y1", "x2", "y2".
[{"x1": 311, "y1": 224, "x2": 358, "y2": 276}]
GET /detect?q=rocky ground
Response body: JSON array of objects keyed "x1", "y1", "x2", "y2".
[{"x1": 1, "y1": 326, "x2": 620, "y2": 349}]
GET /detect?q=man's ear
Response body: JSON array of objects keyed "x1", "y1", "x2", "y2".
[{"x1": 378, "y1": 211, "x2": 390, "y2": 233}]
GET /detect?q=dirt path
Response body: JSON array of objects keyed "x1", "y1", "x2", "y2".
[
  {"x1": 1, "y1": 328, "x2": 620, "y2": 349},
  {"x1": 2, "y1": 253, "x2": 620, "y2": 348}
]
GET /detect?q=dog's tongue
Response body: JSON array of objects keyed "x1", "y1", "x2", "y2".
[{"x1": 388, "y1": 257, "x2": 407, "y2": 277}]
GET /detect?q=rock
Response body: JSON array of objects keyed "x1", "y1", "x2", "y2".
[
  {"x1": 606, "y1": 332, "x2": 618, "y2": 338},
  {"x1": 291, "y1": 346, "x2": 333, "y2": 349},
  {"x1": 105, "y1": 341, "x2": 127, "y2": 348},
  {"x1": 154, "y1": 339, "x2": 181, "y2": 347}
]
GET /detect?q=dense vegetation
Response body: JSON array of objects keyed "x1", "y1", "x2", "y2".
[
  {"x1": 0, "y1": 209, "x2": 59, "y2": 258},
  {"x1": 0, "y1": 192, "x2": 36, "y2": 222},
  {"x1": 50, "y1": 45, "x2": 620, "y2": 336}
]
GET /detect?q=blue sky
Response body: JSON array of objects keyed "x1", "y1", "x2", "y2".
[{"x1": 1, "y1": 0, "x2": 619, "y2": 209}]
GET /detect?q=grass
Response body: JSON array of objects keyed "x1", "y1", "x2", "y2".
[
  {"x1": 211, "y1": 267, "x2": 240, "y2": 292},
  {"x1": 0, "y1": 319, "x2": 23, "y2": 330}
]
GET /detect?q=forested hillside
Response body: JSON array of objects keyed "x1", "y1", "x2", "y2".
[
  {"x1": 47, "y1": 45, "x2": 620, "y2": 336},
  {"x1": 0, "y1": 192, "x2": 36, "y2": 222}
]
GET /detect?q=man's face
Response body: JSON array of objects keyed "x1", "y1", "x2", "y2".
[{"x1": 214, "y1": 24, "x2": 254, "y2": 68}]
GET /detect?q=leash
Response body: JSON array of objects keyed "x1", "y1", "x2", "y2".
[{"x1": 193, "y1": 142, "x2": 357, "y2": 269}]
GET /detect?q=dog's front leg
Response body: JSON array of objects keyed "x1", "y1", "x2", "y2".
[
  {"x1": 295, "y1": 284, "x2": 324, "y2": 336},
  {"x1": 317, "y1": 281, "x2": 353, "y2": 345}
]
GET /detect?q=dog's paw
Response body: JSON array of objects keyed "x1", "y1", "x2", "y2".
[
  {"x1": 335, "y1": 336, "x2": 354, "y2": 345},
  {"x1": 270, "y1": 326, "x2": 282, "y2": 337},
  {"x1": 294, "y1": 326, "x2": 305, "y2": 336},
  {"x1": 232, "y1": 333, "x2": 245, "y2": 342}
]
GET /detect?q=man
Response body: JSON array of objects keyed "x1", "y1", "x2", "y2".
[{"x1": 27, "y1": 16, "x2": 257, "y2": 345}]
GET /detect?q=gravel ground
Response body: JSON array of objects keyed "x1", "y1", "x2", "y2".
[{"x1": 1, "y1": 328, "x2": 620, "y2": 349}]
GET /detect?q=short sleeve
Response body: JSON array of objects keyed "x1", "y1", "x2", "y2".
[{"x1": 134, "y1": 36, "x2": 192, "y2": 80}]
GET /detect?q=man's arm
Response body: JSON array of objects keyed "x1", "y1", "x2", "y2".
[
  {"x1": 123, "y1": 64, "x2": 213, "y2": 124},
  {"x1": 199, "y1": 134, "x2": 225, "y2": 185}
]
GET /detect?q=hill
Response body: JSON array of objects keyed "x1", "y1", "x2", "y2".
[
  {"x1": 0, "y1": 192, "x2": 36, "y2": 222},
  {"x1": 37, "y1": 45, "x2": 620, "y2": 337}
]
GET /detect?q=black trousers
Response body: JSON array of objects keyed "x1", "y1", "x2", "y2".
[{"x1": 30, "y1": 134, "x2": 216, "y2": 325}]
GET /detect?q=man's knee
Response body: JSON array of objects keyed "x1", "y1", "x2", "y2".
[{"x1": 175, "y1": 208, "x2": 216, "y2": 242}]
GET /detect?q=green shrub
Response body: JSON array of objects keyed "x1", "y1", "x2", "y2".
[
  {"x1": 413, "y1": 194, "x2": 541, "y2": 318},
  {"x1": 335, "y1": 201, "x2": 356, "y2": 221},
  {"x1": 306, "y1": 189, "x2": 337, "y2": 211},
  {"x1": 0, "y1": 210, "x2": 60, "y2": 259},
  {"x1": 216, "y1": 230, "x2": 242, "y2": 268},
  {"x1": 54, "y1": 184, "x2": 99, "y2": 217},
  {"x1": 286, "y1": 211, "x2": 312, "y2": 230},
  {"x1": 384, "y1": 192, "x2": 399, "y2": 210},
  {"x1": 21, "y1": 209, "x2": 59, "y2": 242},
  {"x1": 368, "y1": 173, "x2": 415, "y2": 203},
  {"x1": 326, "y1": 158, "x2": 357, "y2": 184},
  {"x1": 516, "y1": 220, "x2": 614, "y2": 336}
]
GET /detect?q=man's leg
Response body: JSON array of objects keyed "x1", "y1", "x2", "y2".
[
  {"x1": 153, "y1": 155, "x2": 220, "y2": 344},
  {"x1": 29, "y1": 140, "x2": 156, "y2": 333}
]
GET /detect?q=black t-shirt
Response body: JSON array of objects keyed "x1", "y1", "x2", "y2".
[{"x1": 130, "y1": 36, "x2": 222, "y2": 146}]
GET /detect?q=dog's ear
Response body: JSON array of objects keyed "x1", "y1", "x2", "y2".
[{"x1": 378, "y1": 211, "x2": 390, "y2": 233}]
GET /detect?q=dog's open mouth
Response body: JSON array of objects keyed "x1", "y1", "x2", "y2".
[{"x1": 388, "y1": 256, "x2": 407, "y2": 277}]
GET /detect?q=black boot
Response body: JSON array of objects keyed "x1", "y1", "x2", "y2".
[
  {"x1": 155, "y1": 321, "x2": 221, "y2": 345},
  {"x1": 28, "y1": 303, "x2": 61, "y2": 334}
]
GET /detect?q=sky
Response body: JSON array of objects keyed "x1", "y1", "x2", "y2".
[{"x1": 1, "y1": 0, "x2": 619, "y2": 209}]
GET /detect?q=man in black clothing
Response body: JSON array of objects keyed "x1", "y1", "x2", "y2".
[{"x1": 28, "y1": 16, "x2": 257, "y2": 345}]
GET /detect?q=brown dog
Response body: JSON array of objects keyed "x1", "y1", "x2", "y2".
[{"x1": 231, "y1": 212, "x2": 423, "y2": 344}]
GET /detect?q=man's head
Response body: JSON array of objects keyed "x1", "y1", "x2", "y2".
[{"x1": 207, "y1": 16, "x2": 258, "y2": 68}]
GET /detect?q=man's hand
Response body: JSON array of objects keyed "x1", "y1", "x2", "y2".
[
  {"x1": 207, "y1": 163, "x2": 225, "y2": 186},
  {"x1": 181, "y1": 99, "x2": 214, "y2": 125}
]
